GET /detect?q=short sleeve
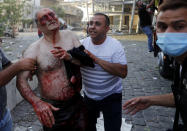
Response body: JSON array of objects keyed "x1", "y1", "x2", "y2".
[
  {"x1": 112, "y1": 42, "x2": 127, "y2": 65},
  {"x1": 79, "y1": 37, "x2": 89, "y2": 49},
  {"x1": 0, "y1": 49, "x2": 11, "y2": 67},
  {"x1": 79, "y1": 39, "x2": 84, "y2": 44}
]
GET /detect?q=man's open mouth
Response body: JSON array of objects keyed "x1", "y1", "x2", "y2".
[
  {"x1": 49, "y1": 22, "x2": 56, "y2": 26},
  {"x1": 89, "y1": 31, "x2": 97, "y2": 35}
]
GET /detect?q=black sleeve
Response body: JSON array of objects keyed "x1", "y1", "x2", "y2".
[
  {"x1": 0, "y1": 49, "x2": 11, "y2": 68},
  {"x1": 67, "y1": 45, "x2": 95, "y2": 67}
]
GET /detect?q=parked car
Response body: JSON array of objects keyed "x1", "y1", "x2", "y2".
[
  {"x1": 3, "y1": 28, "x2": 14, "y2": 37},
  {"x1": 18, "y1": 28, "x2": 24, "y2": 32}
]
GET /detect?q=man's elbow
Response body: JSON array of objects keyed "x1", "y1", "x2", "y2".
[
  {"x1": 0, "y1": 80, "x2": 5, "y2": 87},
  {"x1": 0, "y1": 78, "x2": 9, "y2": 87},
  {"x1": 121, "y1": 71, "x2": 127, "y2": 78},
  {"x1": 121, "y1": 66, "x2": 128, "y2": 78}
]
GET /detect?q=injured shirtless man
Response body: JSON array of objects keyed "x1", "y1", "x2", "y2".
[{"x1": 16, "y1": 8, "x2": 94, "y2": 131}]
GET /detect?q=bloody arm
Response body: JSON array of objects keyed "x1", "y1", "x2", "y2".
[{"x1": 16, "y1": 71, "x2": 59, "y2": 128}]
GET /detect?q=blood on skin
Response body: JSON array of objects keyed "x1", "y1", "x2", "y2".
[
  {"x1": 39, "y1": 68, "x2": 75, "y2": 100},
  {"x1": 47, "y1": 66, "x2": 53, "y2": 71},
  {"x1": 52, "y1": 30, "x2": 56, "y2": 46},
  {"x1": 37, "y1": 9, "x2": 76, "y2": 100},
  {"x1": 39, "y1": 12, "x2": 58, "y2": 26}
]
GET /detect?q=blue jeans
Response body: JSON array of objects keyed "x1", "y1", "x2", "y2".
[
  {"x1": 141, "y1": 26, "x2": 154, "y2": 51},
  {"x1": 0, "y1": 109, "x2": 12, "y2": 131},
  {"x1": 84, "y1": 93, "x2": 122, "y2": 131}
]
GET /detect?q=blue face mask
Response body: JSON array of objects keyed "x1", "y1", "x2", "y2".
[{"x1": 156, "y1": 33, "x2": 187, "y2": 57}]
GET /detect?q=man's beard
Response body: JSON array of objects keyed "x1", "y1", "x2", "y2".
[{"x1": 46, "y1": 21, "x2": 59, "y2": 31}]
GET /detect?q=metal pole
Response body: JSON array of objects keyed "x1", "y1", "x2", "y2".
[
  {"x1": 119, "y1": 1, "x2": 125, "y2": 31},
  {"x1": 86, "y1": 2, "x2": 89, "y2": 21},
  {"x1": 129, "y1": 0, "x2": 136, "y2": 34},
  {"x1": 92, "y1": 0, "x2": 94, "y2": 15}
]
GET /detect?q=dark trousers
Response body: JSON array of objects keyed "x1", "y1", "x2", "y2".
[
  {"x1": 43, "y1": 93, "x2": 88, "y2": 131},
  {"x1": 83, "y1": 93, "x2": 122, "y2": 131}
]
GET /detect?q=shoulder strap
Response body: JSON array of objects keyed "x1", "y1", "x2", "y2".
[
  {"x1": 172, "y1": 61, "x2": 180, "y2": 130},
  {"x1": 172, "y1": 58, "x2": 187, "y2": 130}
]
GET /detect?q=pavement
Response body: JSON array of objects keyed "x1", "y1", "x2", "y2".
[{"x1": 2, "y1": 31, "x2": 175, "y2": 131}]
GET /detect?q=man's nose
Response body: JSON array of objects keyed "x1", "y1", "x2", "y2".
[
  {"x1": 47, "y1": 15, "x2": 53, "y2": 20},
  {"x1": 89, "y1": 24, "x2": 95, "y2": 28}
]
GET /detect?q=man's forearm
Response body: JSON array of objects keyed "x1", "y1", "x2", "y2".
[
  {"x1": 149, "y1": 93, "x2": 175, "y2": 107},
  {"x1": 96, "y1": 59, "x2": 127, "y2": 78},
  {"x1": 147, "y1": 0, "x2": 155, "y2": 8},
  {"x1": 16, "y1": 73, "x2": 41, "y2": 105},
  {"x1": 0, "y1": 63, "x2": 20, "y2": 86}
]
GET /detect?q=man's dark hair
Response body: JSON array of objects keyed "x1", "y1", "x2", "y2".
[
  {"x1": 159, "y1": 0, "x2": 187, "y2": 12},
  {"x1": 136, "y1": 0, "x2": 142, "y2": 7},
  {"x1": 94, "y1": 13, "x2": 110, "y2": 26}
]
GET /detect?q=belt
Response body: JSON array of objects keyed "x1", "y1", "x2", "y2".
[{"x1": 41, "y1": 93, "x2": 82, "y2": 107}]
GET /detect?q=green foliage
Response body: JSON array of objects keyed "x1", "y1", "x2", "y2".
[
  {"x1": 51, "y1": 6, "x2": 65, "y2": 18},
  {"x1": 21, "y1": 19, "x2": 33, "y2": 25},
  {"x1": 0, "y1": 0, "x2": 26, "y2": 36},
  {"x1": 0, "y1": 25, "x2": 5, "y2": 36}
]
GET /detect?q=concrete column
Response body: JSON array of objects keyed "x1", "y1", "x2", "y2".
[
  {"x1": 119, "y1": 14, "x2": 124, "y2": 31},
  {"x1": 129, "y1": 0, "x2": 136, "y2": 34},
  {"x1": 86, "y1": 2, "x2": 89, "y2": 21},
  {"x1": 92, "y1": 0, "x2": 94, "y2": 15},
  {"x1": 119, "y1": 2, "x2": 125, "y2": 31},
  {"x1": 136, "y1": 18, "x2": 140, "y2": 33}
]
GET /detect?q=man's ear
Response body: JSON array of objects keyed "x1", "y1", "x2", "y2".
[
  {"x1": 37, "y1": 24, "x2": 42, "y2": 30},
  {"x1": 106, "y1": 26, "x2": 110, "y2": 32}
]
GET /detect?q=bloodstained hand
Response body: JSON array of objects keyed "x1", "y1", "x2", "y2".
[
  {"x1": 84, "y1": 49, "x2": 98, "y2": 63},
  {"x1": 51, "y1": 46, "x2": 71, "y2": 61},
  {"x1": 32, "y1": 100, "x2": 59, "y2": 128},
  {"x1": 70, "y1": 75, "x2": 76, "y2": 84}
]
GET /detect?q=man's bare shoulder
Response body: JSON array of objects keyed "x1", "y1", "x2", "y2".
[
  {"x1": 60, "y1": 30, "x2": 80, "y2": 48},
  {"x1": 60, "y1": 30, "x2": 76, "y2": 37},
  {"x1": 23, "y1": 39, "x2": 42, "y2": 59}
]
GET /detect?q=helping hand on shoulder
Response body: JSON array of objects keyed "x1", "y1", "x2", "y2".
[{"x1": 15, "y1": 58, "x2": 37, "y2": 71}]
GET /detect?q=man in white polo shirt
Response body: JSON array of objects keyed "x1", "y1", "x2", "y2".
[{"x1": 80, "y1": 13, "x2": 128, "y2": 131}]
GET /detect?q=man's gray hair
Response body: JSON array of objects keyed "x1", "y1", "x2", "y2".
[{"x1": 34, "y1": 8, "x2": 56, "y2": 25}]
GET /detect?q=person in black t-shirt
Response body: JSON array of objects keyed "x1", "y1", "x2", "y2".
[
  {"x1": 123, "y1": 0, "x2": 187, "y2": 130},
  {"x1": 137, "y1": 0, "x2": 154, "y2": 52},
  {"x1": 0, "y1": 49, "x2": 35, "y2": 131}
]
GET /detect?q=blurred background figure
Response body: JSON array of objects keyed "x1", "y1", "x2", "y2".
[
  {"x1": 37, "y1": 29, "x2": 43, "y2": 38},
  {"x1": 136, "y1": 0, "x2": 154, "y2": 52}
]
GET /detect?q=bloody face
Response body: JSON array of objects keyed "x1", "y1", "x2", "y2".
[{"x1": 37, "y1": 8, "x2": 60, "y2": 31}]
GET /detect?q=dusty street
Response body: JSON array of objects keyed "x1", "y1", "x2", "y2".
[{"x1": 1, "y1": 31, "x2": 174, "y2": 131}]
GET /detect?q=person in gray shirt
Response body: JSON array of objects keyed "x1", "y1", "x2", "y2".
[{"x1": 0, "y1": 48, "x2": 35, "y2": 131}]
